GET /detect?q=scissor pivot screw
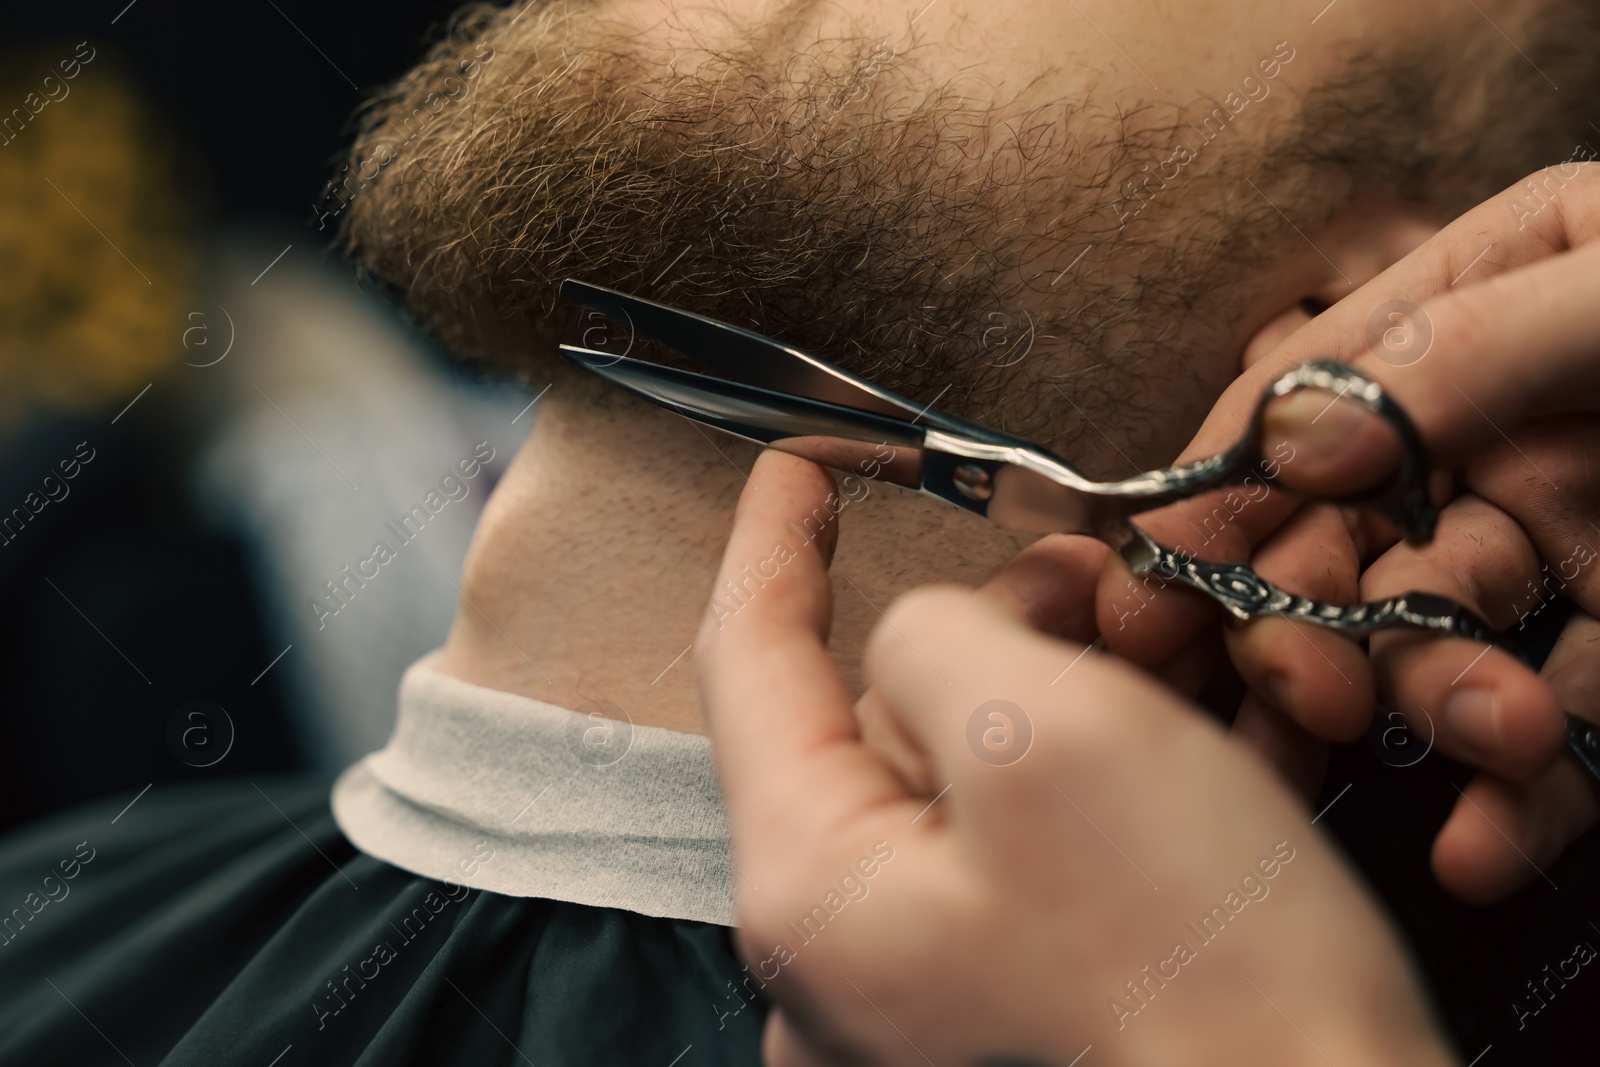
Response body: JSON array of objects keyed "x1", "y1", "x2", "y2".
[{"x1": 952, "y1": 463, "x2": 995, "y2": 501}]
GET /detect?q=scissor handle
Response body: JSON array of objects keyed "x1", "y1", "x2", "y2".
[
  {"x1": 1257, "y1": 361, "x2": 1436, "y2": 544},
  {"x1": 1116, "y1": 525, "x2": 1500, "y2": 644},
  {"x1": 1118, "y1": 525, "x2": 1600, "y2": 794},
  {"x1": 1107, "y1": 360, "x2": 1439, "y2": 541},
  {"x1": 1106, "y1": 361, "x2": 1496, "y2": 642}
]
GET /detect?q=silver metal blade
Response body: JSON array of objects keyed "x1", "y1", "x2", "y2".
[
  {"x1": 559, "y1": 278, "x2": 925, "y2": 421},
  {"x1": 559, "y1": 345, "x2": 928, "y2": 488}
]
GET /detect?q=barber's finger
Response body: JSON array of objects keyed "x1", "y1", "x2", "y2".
[
  {"x1": 1363, "y1": 496, "x2": 1564, "y2": 780},
  {"x1": 1223, "y1": 504, "x2": 1375, "y2": 742},
  {"x1": 1149, "y1": 627, "x2": 1223, "y2": 704},
  {"x1": 1432, "y1": 609, "x2": 1600, "y2": 903},
  {"x1": 697, "y1": 450, "x2": 907, "y2": 845},
  {"x1": 1461, "y1": 418, "x2": 1600, "y2": 621},
  {"x1": 864, "y1": 586, "x2": 1203, "y2": 857},
  {"x1": 1230, "y1": 694, "x2": 1329, "y2": 803},
  {"x1": 1430, "y1": 771, "x2": 1596, "y2": 905},
  {"x1": 1260, "y1": 194, "x2": 1600, "y2": 495},
  {"x1": 1543, "y1": 608, "x2": 1600, "y2": 731},
  {"x1": 975, "y1": 533, "x2": 1106, "y2": 643},
  {"x1": 867, "y1": 533, "x2": 1109, "y2": 797}
]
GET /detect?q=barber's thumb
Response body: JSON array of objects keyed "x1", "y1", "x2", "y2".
[{"x1": 1260, "y1": 389, "x2": 1403, "y2": 497}]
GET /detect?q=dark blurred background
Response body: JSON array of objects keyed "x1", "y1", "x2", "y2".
[
  {"x1": 15, "y1": 1, "x2": 456, "y2": 224},
  {"x1": 2, "y1": 1, "x2": 530, "y2": 829}
]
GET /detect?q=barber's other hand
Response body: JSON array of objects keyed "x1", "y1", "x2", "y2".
[
  {"x1": 1259, "y1": 164, "x2": 1600, "y2": 903},
  {"x1": 1102, "y1": 163, "x2": 1600, "y2": 901},
  {"x1": 697, "y1": 450, "x2": 1454, "y2": 1067}
]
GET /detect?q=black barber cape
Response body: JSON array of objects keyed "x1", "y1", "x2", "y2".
[
  {"x1": 3, "y1": 763, "x2": 1599, "y2": 1063},
  {"x1": 0, "y1": 777, "x2": 766, "y2": 1066}
]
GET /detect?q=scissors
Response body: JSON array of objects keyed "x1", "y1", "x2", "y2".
[
  {"x1": 556, "y1": 276, "x2": 1507, "y2": 641},
  {"x1": 556, "y1": 277, "x2": 1600, "y2": 787}
]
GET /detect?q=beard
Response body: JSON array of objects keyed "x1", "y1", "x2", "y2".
[{"x1": 334, "y1": 0, "x2": 1600, "y2": 475}]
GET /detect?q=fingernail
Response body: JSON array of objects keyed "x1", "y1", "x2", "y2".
[
  {"x1": 1264, "y1": 671, "x2": 1293, "y2": 709},
  {"x1": 1260, "y1": 390, "x2": 1399, "y2": 496},
  {"x1": 1444, "y1": 688, "x2": 1502, "y2": 758}
]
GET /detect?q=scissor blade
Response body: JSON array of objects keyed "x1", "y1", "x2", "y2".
[
  {"x1": 560, "y1": 345, "x2": 928, "y2": 486},
  {"x1": 559, "y1": 278, "x2": 925, "y2": 422},
  {"x1": 561, "y1": 343, "x2": 1124, "y2": 534}
]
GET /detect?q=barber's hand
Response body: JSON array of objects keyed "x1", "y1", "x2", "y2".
[
  {"x1": 1100, "y1": 163, "x2": 1600, "y2": 903},
  {"x1": 697, "y1": 449, "x2": 1455, "y2": 1067}
]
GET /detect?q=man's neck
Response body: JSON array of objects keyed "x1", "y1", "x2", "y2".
[{"x1": 432, "y1": 388, "x2": 1031, "y2": 734}]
